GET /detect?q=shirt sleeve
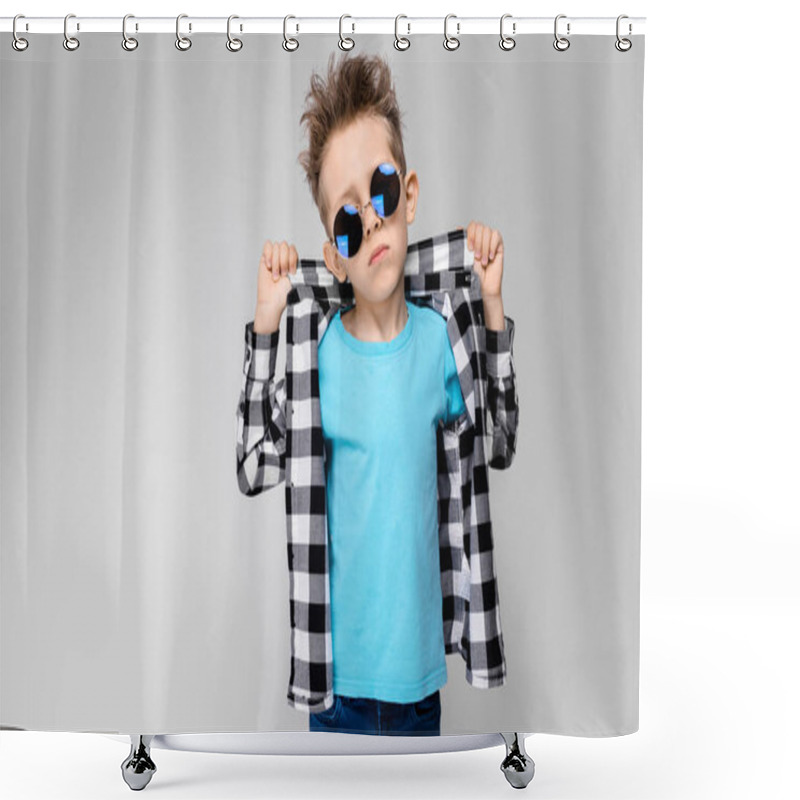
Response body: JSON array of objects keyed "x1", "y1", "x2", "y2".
[
  {"x1": 485, "y1": 315, "x2": 518, "y2": 469},
  {"x1": 443, "y1": 326, "x2": 467, "y2": 425},
  {"x1": 235, "y1": 320, "x2": 288, "y2": 495}
]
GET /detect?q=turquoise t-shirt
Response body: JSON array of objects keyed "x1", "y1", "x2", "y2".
[{"x1": 317, "y1": 298, "x2": 466, "y2": 703}]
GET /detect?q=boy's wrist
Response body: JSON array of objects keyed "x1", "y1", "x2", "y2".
[
  {"x1": 483, "y1": 294, "x2": 505, "y2": 331},
  {"x1": 254, "y1": 305, "x2": 282, "y2": 335}
]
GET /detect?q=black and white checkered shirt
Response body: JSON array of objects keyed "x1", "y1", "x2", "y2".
[{"x1": 236, "y1": 227, "x2": 518, "y2": 714}]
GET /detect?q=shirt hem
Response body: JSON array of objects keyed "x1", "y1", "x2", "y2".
[{"x1": 333, "y1": 663, "x2": 448, "y2": 703}]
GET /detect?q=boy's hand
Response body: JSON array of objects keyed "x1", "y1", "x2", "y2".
[
  {"x1": 254, "y1": 239, "x2": 298, "y2": 331},
  {"x1": 463, "y1": 221, "x2": 504, "y2": 299}
]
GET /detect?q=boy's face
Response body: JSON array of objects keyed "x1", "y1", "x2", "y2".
[{"x1": 320, "y1": 113, "x2": 418, "y2": 300}]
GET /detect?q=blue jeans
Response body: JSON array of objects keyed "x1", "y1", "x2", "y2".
[{"x1": 309, "y1": 690, "x2": 441, "y2": 736}]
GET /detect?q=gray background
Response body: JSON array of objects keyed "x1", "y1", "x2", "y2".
[{"x1": 1, "y1": 32, "x2": 644, "y2": 735}]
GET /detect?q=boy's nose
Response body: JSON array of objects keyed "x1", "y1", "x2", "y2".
[{"x1": 363, "y1": 202, "x2": 382, "y2": 232}]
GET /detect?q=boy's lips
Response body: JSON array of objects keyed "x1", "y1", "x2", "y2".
[{"x1": 369, "y1": 244, "x2": 388, "y2": 265}]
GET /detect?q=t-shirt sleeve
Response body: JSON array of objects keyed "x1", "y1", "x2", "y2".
[{"x1": 443, "y1": 328, "x2": 467, "y2": 425}]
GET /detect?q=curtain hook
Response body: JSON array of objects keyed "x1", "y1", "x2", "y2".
[
  {"x1": 227, "y1": 15, "x2": 243, "y2": 52},
  {"x1": 283, "y1": 15, "x2": 299, "y2": 51},
  {"x1": 553, "y1": 14, "x2": 570, "y2": 51},
  {"x1": 12, "y1": 14, "x2": 29, "y2": 52},
  {"x1": 615, "y1": 14, "x2": 632, "y2": 52},
  {"x1": 499, "y1": 14, "x2": 516, "y2": 51},
  {"x1": 339, "y1": 14, "x2": 355, "y2": 51},
  {"x1": 394, "y1": 14, "x2": 410, "y2": 51},
  {"x1": 443, "y1": 14, "x2": 460, "y2": 51},
  {"x1": 63, "y1": 13, "x2": 80, "y2": 51},
  {"x1": 122, "y1": 14, "x2": 138, "y2": 51},
  {"x1": 175, "y1": 14, "x2": 192, "y2": 51}
]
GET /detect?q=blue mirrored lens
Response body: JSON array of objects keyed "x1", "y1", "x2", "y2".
[
  {"x1": 335, "y1": 234, "x2": 350, "y2": 258},
  {"x1": 371, "y1": 163, "x2": 400, "y2": 220},
  {"x1": 334, "y1": 203, "x2": 361, "y2": 257}
]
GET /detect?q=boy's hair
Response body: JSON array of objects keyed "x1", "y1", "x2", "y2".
[{"x1": 298, "y1": 51, "x2": 407, "y2": 235}]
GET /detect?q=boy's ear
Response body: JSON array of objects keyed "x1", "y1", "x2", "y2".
[
  {"x1": 323, "y1": 240, "x2": 348, "y2": 283},
  {"x1": 404, "y1": 169, "x2": 419, "y2": 224}
]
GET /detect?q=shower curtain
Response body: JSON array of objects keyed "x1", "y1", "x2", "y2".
[{"x1": 0, "y1": 24, "x2": 644, "y2": 737}]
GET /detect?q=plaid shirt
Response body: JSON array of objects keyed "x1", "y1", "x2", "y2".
[{"x1": 236, "y1": 227, "x2": 518, "y2": 714}]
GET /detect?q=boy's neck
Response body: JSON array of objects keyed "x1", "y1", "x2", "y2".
[{"x1": 341, "y1": 294, "x2": 409, "y2": 343}]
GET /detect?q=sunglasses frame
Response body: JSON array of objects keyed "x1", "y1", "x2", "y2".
[{"x1": 329, "y1": 162, "x2": 403, "y2": 259}]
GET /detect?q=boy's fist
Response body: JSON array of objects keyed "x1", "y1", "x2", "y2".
[
  {"x1": 255, "y1": 240, "x2": 298, "y2": 328},
  {"x1": 463, "y1": 221, "x2": 504, "y2": 299}
]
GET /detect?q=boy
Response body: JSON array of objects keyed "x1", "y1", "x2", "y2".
[{"x1": 238, "y1": 53, "x2": 514, "y2": 736}]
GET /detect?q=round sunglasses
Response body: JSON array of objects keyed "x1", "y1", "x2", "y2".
[{"x1": 329, "y1": 162, "x2": 402, "y2": 259}]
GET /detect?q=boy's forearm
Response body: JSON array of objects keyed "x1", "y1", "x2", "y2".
[
  {"x1": 483, "y1": 294, "x2": 505, "y2": 331},
  {"x1": 254, "y1": 306, "x2": 282, "y2": 335}
]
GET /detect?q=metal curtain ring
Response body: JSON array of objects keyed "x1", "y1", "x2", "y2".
[
  {"x1": 122, "y1": 14, "x2": 138, "y2": 51},
  {"x1": 283, "y1": 15, "x2": 299, "y2": 51},
  {"x1": 394, "y1": 15, "x2": 410, "y2": 51},
  {"x1": 553, "y1": 14, "x2": 570, "y2": 51},
  {"x1": 499, "y1": 14, "x2": 516, "y2": 51},
  {"x1": 227, "y1": 14, "x2": 243, "y2": 52},
  {"x1": 175, "y1": 14, "x2": 192, "y2": 51},
  {"x1": 615, "y1": 14, "x2": 632, "y2": 52},
  {"x1": 63, "y1": 13, "x2": 80, "y2": 51},
  {"x1": 443, "y1": 14, "x2": 460, "y2": 51},
  {"x1": 12, "y1": 14, "x2": 29, "y2": 52},
  {"x1": 339, "y1": 15, "x2": 355, "y2": 51}
]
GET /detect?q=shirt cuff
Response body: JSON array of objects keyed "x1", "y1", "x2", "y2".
[
  {"x1": 485, "y1": 315, "x2": 515, "y2": 378},
  {"x1": 243, "y1": 320, "x2": 280, "y2": 381}
]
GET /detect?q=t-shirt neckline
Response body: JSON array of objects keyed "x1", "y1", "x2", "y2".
[{"x1": 335, "y1": 300, "x2": 415, "y2": 356}]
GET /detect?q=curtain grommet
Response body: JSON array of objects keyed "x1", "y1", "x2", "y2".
[
  {"x1": 499, "y1": 14, "x2": 516, "y2": 51},
  {"x1": 553, "y1": 14, "x2": 570, "y2": 51},
  {"x1": 63, "y1": 13, "x2": 80, "y2": 51},
  {"x1": 338, "y1": 15, "x2": 355, "y2": 51},
  {"x1": 394, "y1": 15, "x2": 410, "y2": 51},
  {"x1": 226, "y1": 15, "x2": 243, "y2": 52},
  {"x1": 283, "y1": 15, "x2": 299, "y2": 51},
  {"x1": 12, "y1": 14, "x2": 29, "y2": 52},
  {"x1": 443, "y1": 14, "x2": 460, "y2": 51}
]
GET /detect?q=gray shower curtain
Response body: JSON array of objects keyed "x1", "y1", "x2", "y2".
[{"x1": 1, "y1": 30, "x2": 644, "y2": 736}]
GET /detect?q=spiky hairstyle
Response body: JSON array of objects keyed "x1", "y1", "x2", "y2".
[{"x1": 298, "y1": 51, "x2": 407, "y2": 235}]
